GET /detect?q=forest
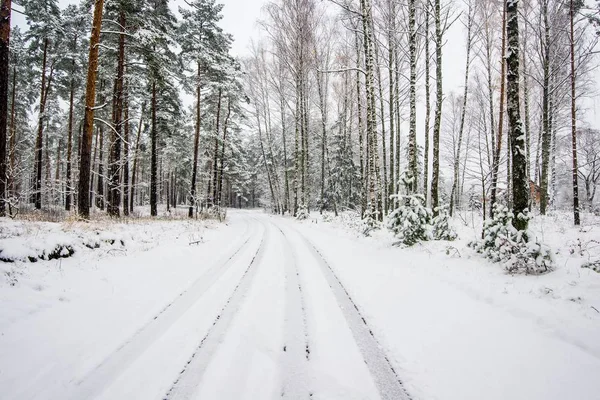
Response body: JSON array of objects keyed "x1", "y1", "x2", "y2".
[{"x1": 0, "y1": 0, "x2": 599, "y2": 234}]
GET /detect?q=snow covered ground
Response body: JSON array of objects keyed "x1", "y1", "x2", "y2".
[{"x1": 1, "y1": 209, "x2": 599, "y2": 400}]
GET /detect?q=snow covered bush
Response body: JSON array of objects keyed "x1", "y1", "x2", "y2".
[
  {"x1": 469, "y1": 204, "x2": 553, "y2": 274},
  {"x1": 582, "y1": 260, "x2": 600, "y2": 273},
  {"x1": 432, "y1": 205, "x2": 457, "y2": 241},
  {"x1": 361, "y1": 206, "x2": 380, "y2": 236},
  {"x1": 387, "y1": 194, "x2": 432, "y2": 246},
  {"x1": 296, "y1": 205, "x2": 309, "y2": 221}
]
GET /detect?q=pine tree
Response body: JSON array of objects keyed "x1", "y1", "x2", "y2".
[
  {"x1": 179, "y1": 0, "x2": 233, "y2": 216},
  {"x1": 24, "y1": 0, "x2": 62, "y2": 210},
  {"x1": 77, "y1": 0, "x2": 106, "y2": 219},
  {"x1": 59, "y1": 4, "x2": 88, "y2": 212}
]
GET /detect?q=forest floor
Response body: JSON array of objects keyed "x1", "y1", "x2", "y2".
[{"x1": 1, "y1": 209, "x2": 600, "y2": 400}]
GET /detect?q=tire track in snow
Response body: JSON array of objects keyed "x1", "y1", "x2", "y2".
[
  {"x1": 66, "y1": 218, "x2": 257, "y2": 400},
  {"x1": 278, "y1": 220, "x2": 411, "y2": 400},
  {"x1": 271, "y1": 223, "x2": 311, "y2": 399},
  {"x1": 164, "y1": 220, "x2": 269, "y2": 400}
]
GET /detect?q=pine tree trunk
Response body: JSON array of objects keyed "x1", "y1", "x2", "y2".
[
  {"x1": 65, "y1": 75, "x2": 75, "y2": 211},
  {"x1": 189, "y1": 63, "x2": 201, "y2": 217},
  {"x1": 506, "y1": 0, "x2": 528, "y2": 232},
  {"x1": 150, "y1": 80, "x2": 157, "y2": 217},
  {"x1": 570, "y1": 0, "x2": 580, "y2": 225},
  {"x1": 8, "y1": 65, "x2": 15, "y2": 197},
  {"x1": 108, "y1": 14, "x2": 125, "y2": 217},
  {"x1": 77, "y1": 0, "x2": 105, "y2": 219},
  {"x1": 218, "y1": 99, "x2": 232, "y2": 207},
  {"x1": 211, "y1": 88, "x2": 222, "y2": 207},
  {"x1": 0, "y1": 0, "x2": 10, "y2": 216},
  {"x1": 130, "y1": 105, "x2": 144, "y2": 213},
  {"x1": 122, "y1": 76, "x2": 130, "y2": 216},
  {"x1": 34, "y1": 37, "x2": 49, "y2": 210},
  {"x1": 96, "y1": 122, "x2": 105, "y2": 210}
]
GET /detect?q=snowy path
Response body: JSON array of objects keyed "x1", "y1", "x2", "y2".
[{"x1": 2, "y1": 210, "x2": 600, "y2": 399}]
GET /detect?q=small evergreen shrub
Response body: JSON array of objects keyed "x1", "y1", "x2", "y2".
[
  {"x1": 361, "y1": 206, "x2": 380, "y2": 236},
  {"x1": 387, "y1": 194, "x2": 432, "y2": 246},
  {"x1": 469, "y1": 204, "x2": 553, "y2": 274},
  {"x1": 296, "y1": 205, "x2": 309, "y2": 221},
  {"x1": 432, "y1": 205, "x2": 457, "y2": 241}
]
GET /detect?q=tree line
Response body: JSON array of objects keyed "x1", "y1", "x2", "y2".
[
  {"x1": 0, "y1": 0, "x2": 599, "y2": 231},
  {"x1": 245, "y1": 0, "x2": 600, "y2": 232},
  {"x1": 0, "y1": 0, "x2": 256, "y2": 220}
]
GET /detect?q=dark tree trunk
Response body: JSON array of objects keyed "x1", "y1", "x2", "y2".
[
  {"x1": 150, "y1": 80, "x2": 157, "y2": 217},
  {"x1": 77, "y1": 0, "x2": 106, "y2": 219},
  {"x1": 211, "y1": 88, "x2": 222, "y2": 207},
  {"x1": 107, "y1": 9, "x2": 125, "y2": 218},
  {"x1": 122, "y1": 76, "x2": 130, "y2": 216},
  {"x1": 8, "y1": 65, "x2": 15, "y2": 197},
  {"x1": 217, "y1": 98, "x2": 232, "y2": 207},
  {"x1": 96, "y1": 121, "x2": 104, "y2": 210},
  {"x1": 130, "y1": 104, "x2": 144, "y2": 213},
  {"x1": 65, "y1": 76, "x2": 75, "y2": 211},
  {"x1": 506, "y1": 0, "x2": 529, "y2": 232},
  {"x1": 34, "y1": 37, "x2": 49, "y2": 210},
  {"x1": 0, "y1": 0, "x2": 10, "y2": 216},
  {"x1": 539, "y1": 0, "x2": 551, "y2": 215},
  {"x1": 570, "y1": 0, "x2": 580, "y2": 225},
  {"x1": 189, "y1": 63, "x2": 201, "y2": 218}
]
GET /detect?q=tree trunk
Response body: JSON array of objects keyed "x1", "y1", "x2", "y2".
[
  {"x1": 449, "y1": 1, "x2": 473, "y2": 216},
  {"x1": 211, "y1": 88, "x2": 223, "y2": 207},
  {"x1": 423, "y1": 0, "x2": 431, "y2": 203},
  {"x1": 387, "y1": 0, "x2": 395, "y2": 206},
  {"x1": 130, "y1": 106, "x2": 144, "y2": 213},
  {"x1": 122, "y1": 75, "x2": 130, "y2": 216},
  {"x1": 8, "y1": 65, "x2": 15, "y2": 197},
  {"x1": 0, "y1": 0, "x2": 10, "y2": 216},
  {"x1": 34, "y1": 37, "x2": 49, "y2": 210},
  {"x1": 431, "y1": 0, "x2": 443, "y2": 215},
  {"x1": 107, "y1": 9, "x2": 125, "y2": 218},
  {"x1": 570, "y1": 0, "x2": 580, "y2": 226},
  {"x1": 218, "y1": 98, "x2": 232, "y2": 206},
  {"x1": 96, "y1": 121, "x2": 104, "y2": 210},
  {"x1": 506, "y1": 0, "x2": 528, "y2": 232},
  {"x1": 65, "y1": 73, "x2": 75, "y2": 211},
  {"x1": 150, "y1": 80, "x2": 157, "y2": 216},
  {"x1": 189, "y1": 63, "x2": 201, "y2": 217},
  {"x1": 539, "y1": 0, "x2": 551, "y2": 215},
  {"x1": 407, "y1": 0, "x2": 418, "y2": 193},
  {"x1": 77, "y1": 0, "x2": 105, "y2": 219},
  {"x1": 490, "y1": 2, "x2": 507, "y2": 216}
]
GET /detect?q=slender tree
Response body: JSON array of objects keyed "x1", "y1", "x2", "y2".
[
  {"x1": 0, "y1": 0, "x2": 10, "y2": 216},
  {"x1": 77, "y1": 0, "x2": 106, "y2": 219}
]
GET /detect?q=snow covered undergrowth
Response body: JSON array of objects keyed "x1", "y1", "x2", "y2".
[
  {"x1": 287, "y1": 210, "x2": 600, "y2": 400},
  {"x1": 0, "y1": 215, "x2": 243, "y2": 399}
]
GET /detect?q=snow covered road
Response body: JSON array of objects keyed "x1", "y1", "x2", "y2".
[{"x1": 1, "y1": 210, "x2": 600, "y2": 399}]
